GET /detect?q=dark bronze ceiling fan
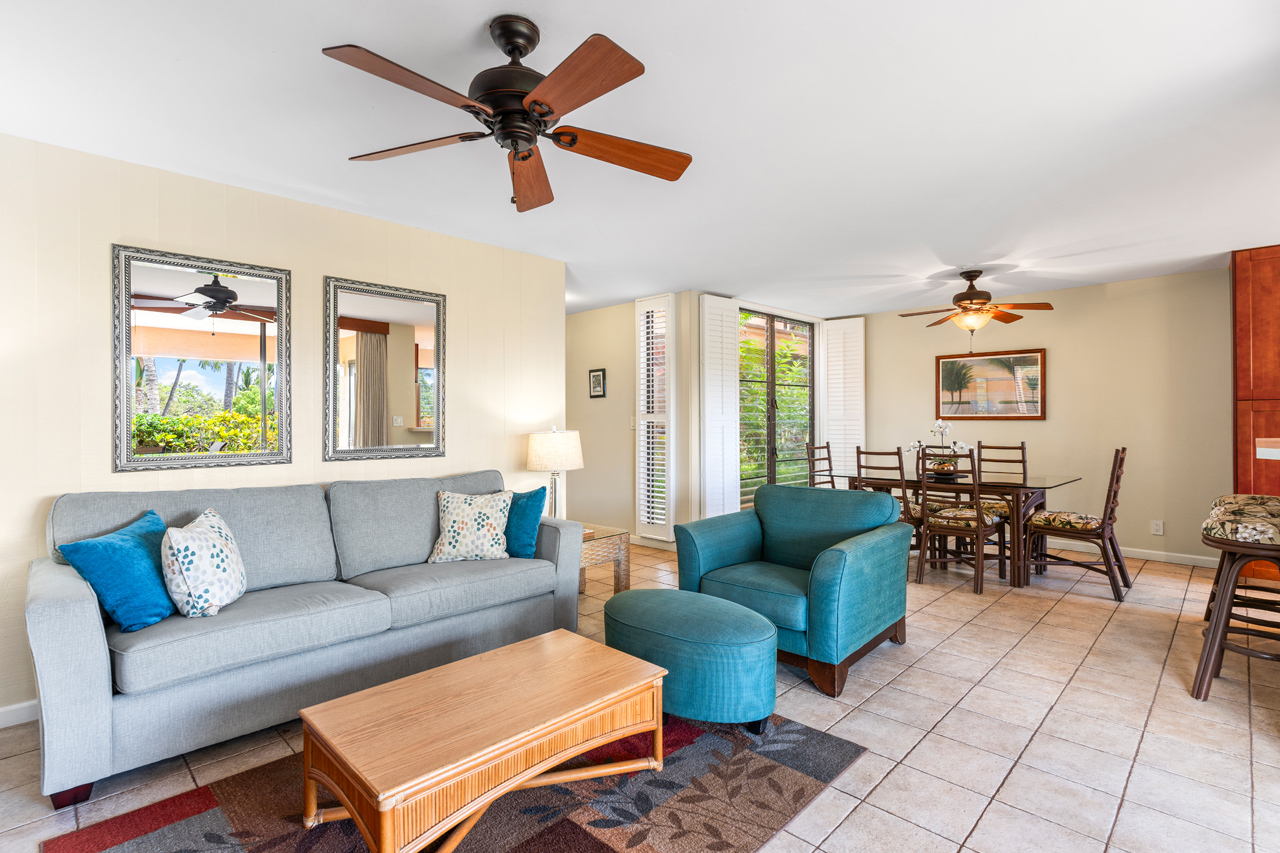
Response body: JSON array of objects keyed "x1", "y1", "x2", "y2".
[
  {"x1": 323, "y1": 15, "x2": 693, "y2": 212},
  {"x1": 900, "y1": 269, "x2": 1054, "y2": 329}
]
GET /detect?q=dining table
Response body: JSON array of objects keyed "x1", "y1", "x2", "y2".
[{"x1": 832, "y1": 471, "x2": 1082, "y2": 587}]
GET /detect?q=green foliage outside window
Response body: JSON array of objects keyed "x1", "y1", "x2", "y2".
[{"x1": 132, "y1": 411, "x2": 278, "y2": 454}]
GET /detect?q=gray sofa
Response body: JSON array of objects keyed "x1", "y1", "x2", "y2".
[{"x1": 24, "y1": 470, "x2": 582, "y2": 806}]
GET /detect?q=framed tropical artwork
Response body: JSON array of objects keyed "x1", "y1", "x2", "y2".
[{"x1": 936, "y1": 349, "x2": 1046, "y2": 420}]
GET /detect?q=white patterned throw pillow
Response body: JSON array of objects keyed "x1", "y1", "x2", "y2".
[
  {"x1": 161, "y1": 509, "x2": 248, "y2": 617},
  {"x1": 428, "y1": 490, "x2": 514, "y2": 563}
]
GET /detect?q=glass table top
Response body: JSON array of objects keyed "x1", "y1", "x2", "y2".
[
  {"x1": 578, "y1": 523, "x2": 629, "y2": 542},
  {"x1": 833, "y1": 473, "x2": 1082, "y2": 489}
]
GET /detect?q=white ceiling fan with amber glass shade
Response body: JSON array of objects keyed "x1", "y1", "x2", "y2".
[{"x1": 900, "y1": 270, "x2": 1053, "y2": 350}]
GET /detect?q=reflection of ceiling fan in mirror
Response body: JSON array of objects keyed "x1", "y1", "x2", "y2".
[
  {"x1": 322, "y1": 14, "x2": 692, "y2": 212},
  {"x1": 131, "y1": 273, "x2": 276, "y2": 324},
  {"x1": 900, "y1": 270, "x2": 1054, "y2": 343}
]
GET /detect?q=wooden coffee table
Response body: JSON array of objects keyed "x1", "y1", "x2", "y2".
[{"x1": 299, "y1": 630, "x2": 666, "y2": 853}]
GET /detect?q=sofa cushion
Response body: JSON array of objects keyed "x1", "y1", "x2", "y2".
[
  {"x1": 60, "y1": 510, "x2": 175, "y2": 633},
  {"x1": 753, "y1": 484, "x2": 899, "y2": 570},
  {"x1": 347, "y1": 558, "x2": 557, "y2": 629},
  {"x1": 327, "y1": 471, "x2": 505, "y2": 579},
  {"x1": 700, "y1": 561, "x2": 810, "y2": 632},
  {"x1": 49, "y1": 485, "x2": 337, "y2": 591},
  {"x1": 106, "y1": 581, "x2": 391, "y2": 694}
]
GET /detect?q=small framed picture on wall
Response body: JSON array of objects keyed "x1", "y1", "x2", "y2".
[{"x1": 588, "y1": 368, "x2": 607, "y2": 398}]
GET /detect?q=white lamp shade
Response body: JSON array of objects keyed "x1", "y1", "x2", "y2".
[{"x1": 527, "y1": 430, "x2": 584, "y2": 472}]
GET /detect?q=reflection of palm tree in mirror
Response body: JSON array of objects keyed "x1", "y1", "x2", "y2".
[
  {"x1": 197, "y1": 360, "x2": 240, "y2": 411},
  {"x1": 940, "y1": 361, "x2": 974, "y2": 405},
  {"x1": 160, "y1": 359, "x2": 186, "y2": 416}
]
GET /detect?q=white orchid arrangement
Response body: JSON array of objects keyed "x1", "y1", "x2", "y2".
[{"x1": 908, "y1": 421, "x2": 968, "y2": 456}]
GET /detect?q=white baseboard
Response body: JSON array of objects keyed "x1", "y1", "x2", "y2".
[
  {"x1": 0, "y1": 699, "x2": 38, "y2": 729},
  {"x1": 630, "y1": 535, "x2": 675, "y2": 551},
  {"x1": 1045, "y1": 537, "x2": 1218, "y2": 569}
]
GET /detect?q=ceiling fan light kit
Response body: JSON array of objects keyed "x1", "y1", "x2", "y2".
[
  {"x1": 900, "y1": 269, "x2": 1055, "y2": 350},
  {"x1": 323, "y1": 15, "x2": 692, "y2": 212}
]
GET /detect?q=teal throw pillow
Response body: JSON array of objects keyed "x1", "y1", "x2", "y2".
[
  {"x1": 59, "y1": 510, "x2": 176, "y2": 632},
  {"x1": 505, "y1": 487, "x2": 547, "y2": 559}
]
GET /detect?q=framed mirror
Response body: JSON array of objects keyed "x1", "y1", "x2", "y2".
[
  {"x1": 113, "y1": 245, "x2": 291, "y2": 471},
  {"x1": 324, "y1": 276, "x2": 445, "y2": 461}
]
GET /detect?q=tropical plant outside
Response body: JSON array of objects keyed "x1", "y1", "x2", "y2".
[
  {"x1": 132, "y1": 411, "x2": 278, "y2": 454},
  {"x1": 740, "y1": 311, "x2": 812, "y2": 507}
]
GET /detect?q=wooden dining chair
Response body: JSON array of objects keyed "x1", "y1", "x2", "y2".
[
  {"x1": 976, "y1": 441, "x2": 1043, "y2": 578},
  {"x1": 852, "y1": 446, "x2": 921, "y2": 545},
  {"x1": 1025, "y1": 448, "x2": 1131, "y2": 601},
  {"x1": 806, "y1": 442, "x2": 836, "y2": 488},
  {"x1": 915, "y1": 448, "x2": 1007, "y2": 593}
]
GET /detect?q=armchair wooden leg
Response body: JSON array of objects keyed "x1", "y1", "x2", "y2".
[{"x1": 807, "y1": 659, "x2": 850, "y2": 698}]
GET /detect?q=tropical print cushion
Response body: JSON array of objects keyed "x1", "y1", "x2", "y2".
[
  {"x1": 1203, "y1": 514, "x2": 1280, "y2": 545},
  {"x1": 161, "y1": 509, "x2": 248, "y2": 618},
  {"x1": 429, "y1": 490, "x2": 514, "y2": 562},
  {"x1": 980, "y1": 500, "x2": 1011, "y2": 518},
  {"x1": 1212, "y1": 494, "x2": 1280, "y2": 512},
  {"x1": 932, "y1": 506, "x2": 1003, "y2": 528},
  {"x1": 1030, "y1": 510, "x2": 1102, "y2": 531},
  {"x1": 906, "y1": 500, "x2": 946, "y2": 519}
]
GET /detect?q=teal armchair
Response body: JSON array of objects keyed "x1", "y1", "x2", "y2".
[{"x1": 675, "y1": 484, "x2": 912, "y2": 697}]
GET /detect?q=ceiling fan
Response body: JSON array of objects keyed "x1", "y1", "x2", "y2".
[
  {"x1": 323, "y1": 15, "x2": 693, "y2": 212},
  {"x1": 899, "y1": 270, "x2": 1054, "y2": 343},
  {"x1": 132, "y1": 274, "x2": 276, "y2": 323}
]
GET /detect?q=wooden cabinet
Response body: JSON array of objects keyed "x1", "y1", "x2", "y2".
[
  {"x1": 1234, "y1": 246, "x2": 1280, "y2": 493},
  {"x1": 1232, "y1": 246, "x2": 1280, "y2": 580}
]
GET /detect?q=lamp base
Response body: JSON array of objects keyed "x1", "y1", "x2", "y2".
[{"x1": 549, "y1": 471, "x2": 561, "y2": 519}]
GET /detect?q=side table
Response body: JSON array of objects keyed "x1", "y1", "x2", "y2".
[{"x1": 576, "y1": 523, "x2": 631, "y2": 594}]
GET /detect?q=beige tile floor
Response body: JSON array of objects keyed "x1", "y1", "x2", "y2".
[{"x1": 0, "y1": 544, "x2": 1274, "y2": 853}]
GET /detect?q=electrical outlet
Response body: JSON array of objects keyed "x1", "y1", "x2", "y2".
[
  {"x1": 392, "y1": 416, "x2": 403, "y2": 427},
  {"x1": 1150, "y1": 520, "x2": 1164, "y2": 536}
]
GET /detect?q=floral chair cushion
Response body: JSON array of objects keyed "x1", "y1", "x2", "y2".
[
  {"x1": 1202, "y1": 514, "x2": 1280, "y2": 545},
  {"x1": 932, "y1": 506, "x2": 1004, "y2": 528},
  {"x1": 1029, "y1": 510, "x2": 1103, "y2": 531},
  {"x1": 1211, "y1": 494, "x2": 1280, "y2": 515},
  {"x1": 980, "y1": 500, "x2": 1011, "y2": 518},
  {"x1": 906, "y1": 500, "x2": 946, "y2": 519}
]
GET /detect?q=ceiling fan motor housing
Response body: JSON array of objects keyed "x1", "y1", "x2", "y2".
[{"x1": 469, "y1": 63, "x2": 547, "y2": 152}]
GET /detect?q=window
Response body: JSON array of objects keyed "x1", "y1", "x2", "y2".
[
  {"x1": 739, "y1": 310, "x2": 814, "y2": 507},
  {"x1": 636, "y1": 294, "x2": 674, "y2": 540},
  {"x1": 417, "y1": 367, "x2": 435, "y2": 427}
]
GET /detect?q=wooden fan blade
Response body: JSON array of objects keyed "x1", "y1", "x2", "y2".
[
  {"x1": 509, "y1": 148, "x2": 554, "y2": 212},
  {"x1": 323, "y1": 45, "x2": 492, "y2": 116},
  {"x1": 523, "y1": 35, "x2": 643, "y2": 120},
  {"x1": 547, "y1": 127, "x2": 691, "y2": 181},
  {"x1": 927, "y1": 314, "x2": 960, "y2": 327},
  {"x1": 350, "y1": 132, "x2": 488, "y2": 161},
  {"x1": 990, "y1": 310, "x2": 1024, "y2": 323},
  {"x1": 898, "y1": 308, "x2": 956, "y2": 317},
  {"x1": 990, "y1": 303, "x2": 1054, "y2": 310}
]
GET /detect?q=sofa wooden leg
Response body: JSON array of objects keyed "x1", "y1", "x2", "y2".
[
  {"x1": 807, "y1": 659, "x2": 849, "y2": 698},
  {"x1": 50, "y1": 783, "x2": 93, "y2": 809},
  {"x1": 890, "y1": 617, "x2": 906, "y2": 645}
]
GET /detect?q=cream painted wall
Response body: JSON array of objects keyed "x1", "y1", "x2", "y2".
[
  {"x1": 386, "y1": 322, "x2": 417, "y2": 447},
  {"x1": 565, "y1": 303, "x2": 635, "y2": 532},
  {"x1": 0, "y1": 133, "x2": 566, "y2": 711},
  {"x1": 864, "y1": 269, "x2": 1232, "y2": 563}
]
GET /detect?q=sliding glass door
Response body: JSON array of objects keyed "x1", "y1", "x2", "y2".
[{"x1": 739, "y1": 310, "x2": 814, "y2": 507}]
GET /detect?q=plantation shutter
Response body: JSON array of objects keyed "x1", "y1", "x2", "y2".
[
  {"x1": 636, "y1": 295, "x2": 675, "y2": 540},
  {"x1": 699, "y1": 294, "x2": 740, "y2": 518},
  {"x1": 823, "y1": 317, "x2": 866, "y2": 475}
]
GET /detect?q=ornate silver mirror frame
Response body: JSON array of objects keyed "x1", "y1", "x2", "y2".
[
  {"x1": 112, "y1": 244, "x2": 292, "y2": 471},
  {"x1": 323, "y1": 276, "x2": 446, "y2": 461}
]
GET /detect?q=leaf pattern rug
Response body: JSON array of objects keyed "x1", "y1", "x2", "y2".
[{"x1": 43, "y1": 714, "x2": 865, "y2": 853}]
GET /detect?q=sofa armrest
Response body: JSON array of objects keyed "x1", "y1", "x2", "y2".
[
  {"x1": 675, "y1": 510, "x2": 763, "y2": 592},
  {"x1": 25, "y1": 558, "x2": 114, "y2": 794},
  {"x1": 535, "y1": 518, "x2": 584, "y2": 631},
  {"x1": 806, "y1": 522, "x2": 913, "y2": 664}
]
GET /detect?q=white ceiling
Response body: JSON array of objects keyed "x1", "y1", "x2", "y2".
[{"x1": 6, "y1": 1, "x2": 1280, "y2": 316}]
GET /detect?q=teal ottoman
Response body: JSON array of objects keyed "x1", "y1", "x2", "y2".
[{"x1": 603, "y1": 589, "x2": 777, "y2": 732}]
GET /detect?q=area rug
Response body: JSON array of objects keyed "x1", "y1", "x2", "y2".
[{"x1": 44, "y1": 714, "x2": 865, "y2": 853}]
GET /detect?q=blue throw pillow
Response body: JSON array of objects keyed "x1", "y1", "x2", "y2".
[
  {"x1": 59, "y1": 510, "x2": 176, "y2": 632},
  {"x1": 505, "y1": 487, "x2": 546, "y2": 559}
]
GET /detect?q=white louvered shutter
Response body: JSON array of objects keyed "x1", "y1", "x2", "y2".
[
  {"x1": 700, "y1": 294, "x2": 740, "y2": 518},
  {"x1": 823, "y1": 317, "x2": 866, "y2": 476},
  {"x1": 636, "y1": 295, "x2": 675, "y2": 540}
]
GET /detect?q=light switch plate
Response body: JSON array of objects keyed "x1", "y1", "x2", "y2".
[{"x1": 392, "y1": 416, "x2": 403, "y2": 427}]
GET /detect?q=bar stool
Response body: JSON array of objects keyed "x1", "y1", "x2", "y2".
[{"x1": 1194, "y1": 508, "x2": 1280, "y2": 701}]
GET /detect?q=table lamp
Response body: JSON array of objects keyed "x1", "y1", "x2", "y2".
[{"x1": 527, "y1": 427, "x2": 584, "y2": 519}]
